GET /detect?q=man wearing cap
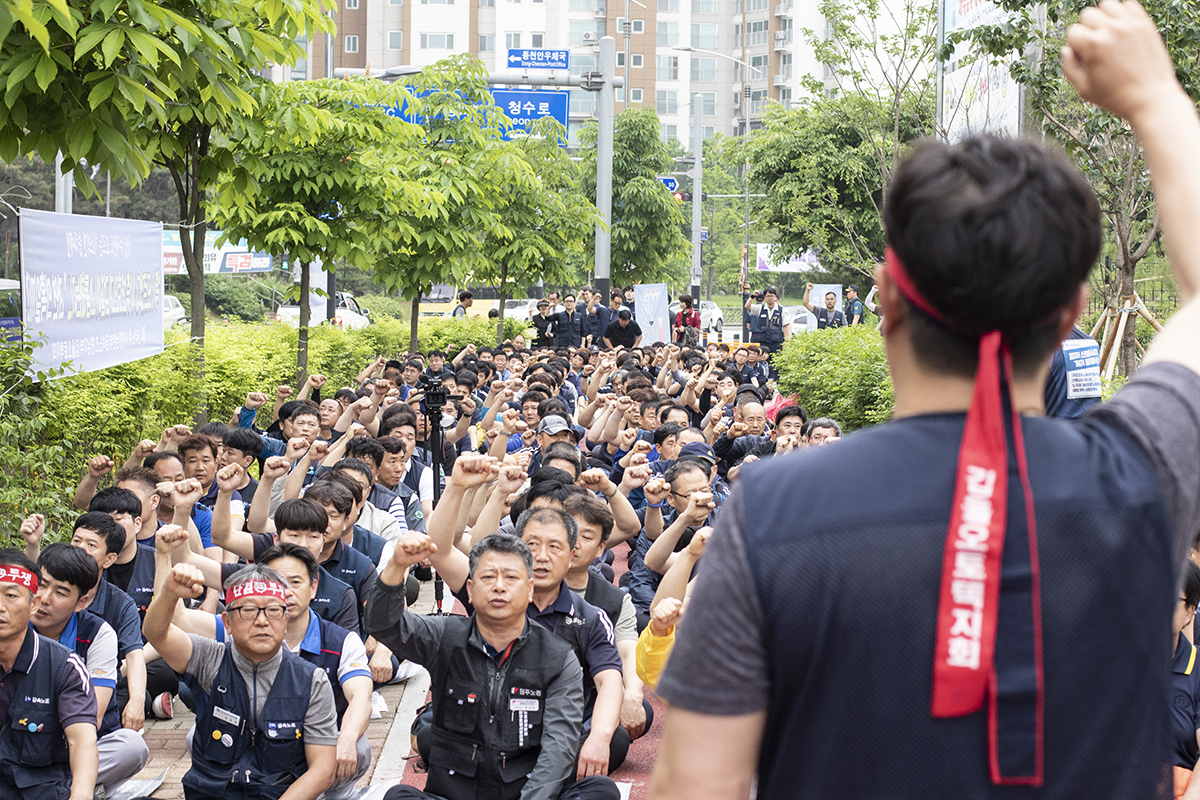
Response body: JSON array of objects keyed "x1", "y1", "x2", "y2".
[
  {"x1": 845, "y1": 285, "x2": 865, "y2": 326},
  {"x1": 526, "y1": 415, "x2": 578, "y2": 476},
  {"x1": 802, "y1": 283, "x2": 846, "y2": 330},
  {"x1": 651, "y1": 8, "x2": 1200, "y2": 799},
  {"x1": 533, "y1": 299, "x2": 557, "y2": 349},
  {"x1": 144, "y1": 562, "x2": 337, "y2": 800},
  {"x1": 603, "y1": 309, "x2": 642, "y2": 351},
  {"x1": 0, "y1": 548, "x2": 98, "y2": 800}
]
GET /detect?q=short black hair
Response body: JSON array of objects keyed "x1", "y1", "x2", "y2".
[
  {"x1": 563, "y1": 492, "x2": 614, "y2": 544},
  {"x1": 89, "y1": 486, "x2": 143, "y2": 520},
  {"x1": 332, "y1": 458, "x2": 375, "y2": 487},
  {"x1": 618, "y1": 308, "x2": 631, "y2": 321},
  {"x1": 385, "y1": 359, "x2": 404, "y2": 372},
  {"x1": 315, "y1": 470, "x2": 363, "y2": 505},
  {"x1": 1186, "y1": 561, "x2": 1200, "y2": 611},
  {"x1": 223, "y1": 428, "x2": 263, "y2": 458},
  {"x1": 259, "y1": 543, "x2": 320, "y2": 585},
  {"x1": 345, "y1": 436, "x2": 385, "y2": 470},
  {"x1": 114, "y1": 465, "x2": 159, "y2": 496},
  {"x1": 458, "y1": 290, "x2": 474, "y2": 302},
  {"x1": 775, "y1": 404, "x2": 807, "y2": 425},
  {"x1": 304, "y1": 481, "x2": 354, "y2": 517},
  {"x1": 289, "y1": 403, "x2": 320, "y2": 422},
  {"x1": 274, "y1": 498, "x2": 328, "y2": 535},
  {"x1": 665, "y1": 458, "x2": 709, "y2": 487},
  {"x1": 38, "y1": 542, "x2": 100, "y2": 597},
  {"x1": 468, "y1": 534, "x2": 533, "y2": 579},
  {"x1": 143, "y1": 451, "x2": 183, "y2": 471},
  {"x1": 654, "y1": 421, "x2": 683, "y2": 446},
  {"x1": 196, "y1": 421, "x2": 230, "y2": 440},
  {"x1": 178, "y1": 434, "x2": 217, "y2": 459},
  {"x1": 72, "y1": 511, "x2": 126, "y2": 556},
  {"x1": 335, "y1": 388, "x2": 358, "y2": 404},
  {"x1": 884, "y1": 136, "x2": 1100, "y2": 377}
]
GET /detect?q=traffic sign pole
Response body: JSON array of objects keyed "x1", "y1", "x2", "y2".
[
  {"x1": 691, "y1": 93, "x2": 703, "y2": 303},
  {"x1": 594, "y1": 36, "x2": 616, "y2": 304}
]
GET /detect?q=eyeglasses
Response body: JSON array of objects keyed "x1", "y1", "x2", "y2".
[{"x1": 228, "y1": 604, "x2": 287, "y2": 621}]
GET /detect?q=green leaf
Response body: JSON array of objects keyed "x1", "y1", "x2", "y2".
[
  {"x1": 33, "y1": 53, "x2": 56, "y2": 91},
  {"x1": 100, "y1": 29, "x2": 124, "y2": 68}
]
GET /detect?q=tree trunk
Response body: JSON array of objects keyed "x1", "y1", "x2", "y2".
[
  {"x1": 496, "y1": 262, "x2": 508, "y2": 347},
  {"x1": 179, "y1": 222, "x2": 207, "y2": 425},
  {"x1": 409, "y1": 296, "x2": 420, "y2": 353},
  {"x1": 1117, "y1": 258, "x2": 1138, "y2": 378},
  {"x1": 297, "y1": 261, "x2": 310, "y2": 385}
]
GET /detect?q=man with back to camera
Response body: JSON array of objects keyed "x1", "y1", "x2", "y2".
[
  {"x1": 144, "y1": 561, "x2": 338, "y2": 800},
  {"x1": 0, "y1": 548, "x2": 98, "y2": 800},
  {"x1": 650, "y1": 6, "x2": 1200, "y2": 798},
  {"x1": 802, "y1": 284, "x2": 846, "y2": 329},
  {"x1": 366, "y1": 531, "x2": 620, "y2": 800}
]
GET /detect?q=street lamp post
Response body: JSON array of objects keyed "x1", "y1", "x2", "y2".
[{"x1": 672, "y1": 45, "x2": 761, "y2": 343}]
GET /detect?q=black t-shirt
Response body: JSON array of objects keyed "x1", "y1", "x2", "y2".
[
  {"x1": 106, "y1": 557, "x2": 135, "y2": 593},
  {"x1": 604, "y1": 319, "x2": 641, "y2": 349}
]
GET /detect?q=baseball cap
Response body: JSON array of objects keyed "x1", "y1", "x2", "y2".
[
  {"x1": 677, "y1": 442, "x2": 717, "y2": 467},
  {"x1": 537, "y1": 299, "x2": 549, "y2": 307},
  {"x1": 848, "y1": 284, "x2": 860, "y2": 292},
  {"x1": 536, "y1": 416, "x2": 572, "y2": 436}
]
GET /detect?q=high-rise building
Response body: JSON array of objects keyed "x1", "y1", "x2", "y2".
[{"x1": 277, "y1": 0, "x2": 836, "y2": 149}]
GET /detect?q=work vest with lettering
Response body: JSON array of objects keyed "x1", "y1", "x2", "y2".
[
  {"x1": 428, "y1": 617, "x2": 572, "y2": 800},
  {"x1": 739, "y1": 411, "x2": 1174, "y2": 799},
  {"x1": 0, "y1": 635, "x2": 76, "y2": 800},
  {"x1": 183, "y1": 646, "x2": 314, "y2": 800},
  {"x1": 757, "y1": 305, "x2": 785, "y2": 343}
]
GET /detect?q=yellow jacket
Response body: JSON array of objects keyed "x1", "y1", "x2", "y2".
[{"x1": 636, "y1": 624, "x2": 676, "y2": 691}]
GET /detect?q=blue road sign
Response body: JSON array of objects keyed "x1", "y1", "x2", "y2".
[
  {"x1": 491, "y1": 89, "x2": 568, "y2": 141},
  {"x1": 660, "y1": 176, "x2": 678, "y2": 192},
  {"x1": 700, "y1": 229, "x2": 709, "y2": 241},
  {"x1": 507, "y1": 49, "x2": 570, "y2": 70}
]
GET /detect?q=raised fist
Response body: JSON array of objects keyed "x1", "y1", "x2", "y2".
[
  {"x1": 453, "y1": 454, "x2": 498, "y2": 488},
  {"x1": 19, "y1": 514, "x2": 45, "y2": 547},
  {"x1": 649, "y1": 597, "x2": 684, "y2": 637},
  {"x1": 644, "y1": 477, "x2": 670, "y2": 505},
  {"x1": 155, "y1": 524, "x2": 189, "y2": 555},
  {"x1": 132, "y1": 439, "x2": 158, "y2": 460},
  {"x1": 164, "y1": 563, "x2": 206, "y2": 600},
  {"x1": 244, "y1": 392, "x2": 269, "y2": 410},
  {"x1": 262, "y1": 456, "x2": 290, "y2": 482},
  {"x1": 394, "y1": 532, "x2": 438, "y2": 566},
  {"x1": 87, "y1": 455, "x2": 114, "y2": 478},
  {"x1": 307, "y1": 374, "x2": 328, "y2": 390},
  {"x1": 173, "y1": 478, "x2": 203, "y2": 506},
  {"x1": 276, "y1": 385, "x2": 294, "y2": 400},
  {"x1": 728, "y1": 422, "x2": 748, "y2": 439},
  {"x1": 215, "y1": 463, "x2": 244, "y2": 494},
  {"x1": 285, "y1": 437, "x2": 310, "y2": 461},
  {"x1": 686, "y1": 526, "x2": 712, "y2": 558},
  {"x1": 307, "y1": 440, "x2": 329, "y2": 462}
]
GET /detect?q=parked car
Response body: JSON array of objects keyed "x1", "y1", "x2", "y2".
[
  {"x1": 787, "y1": 305, "x2": 815, "y2": 335},
  {"x1": 0, "y1": 278, "x2": 20, "y2": 340},
  {"x1": 163, "y1": 294, "x2": 188, "y2": 327},
  {"x1": 503, "y1": 298, "x2": 538, "y2": 321},
  {"x1": 275, "y1": 291, "x2": 371, "y2": 330},
  {"x1": 668, "y1": 300, "x2": 724, "y2": 332}
]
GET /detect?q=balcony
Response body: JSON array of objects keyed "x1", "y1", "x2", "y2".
[
  {"x1": 773, "y1": 74, "x2": 786, "y2": 86},
  {"x1": 773, "y1": 31, "x2": 791, "y2": 51},
  {"x1": 775, "y1": 2, "x2": 791, "y2": 15}
]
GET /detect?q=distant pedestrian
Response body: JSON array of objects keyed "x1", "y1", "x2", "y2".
[{"x1": 451, "y1": 290, "x2": 473, "y2": 318}]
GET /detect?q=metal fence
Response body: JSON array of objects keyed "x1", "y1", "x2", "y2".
[{"x1": 1087, "y1": 277, "x2": 1178, "y2": 323}]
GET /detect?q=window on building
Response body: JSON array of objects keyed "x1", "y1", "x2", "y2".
[
  {"x1": 692, "y1": 0, "x2": 716, "y2": 12},
  {"x1": 632, "y1": 53, "x2": 643, "y2": 67},
  {"x1": 656, "y1": 21, "x2": 678, "y2": 46},
  {"x1": 690, "y1": 56, "x2": 716, "y2": 81},
  {"x1": 702, "y1": 125, "x2": 714, "y2": 138},
  {"x1": 570, "y1": 52, "x2": 597, "y2": 76},
  {"x1": 480, "y1": 0, "x2": 494, "y2": 5},
  {"x1": 617, "y1": 17, "x2": 644, "y2": 33},
  {"x1": 532, "y1": 32, "x2": 544, "y2": 47},
  {"x1": 661, "y1": 124, "x2": 677, "y2": 143},
  {"x1": 506, "y1": 32, "x2": 521, "y2": 48},
  {"x1": 779, "y1": 87, "x2": 792, "y2": 109},
  {"x1": 656, "y1": 55, "x2": 678, "y2": 81},
  {"x1": 751, "y1": 54, "x2": 768, "y2": 75},
  {"x1": 421, "y1": 0, "x2": 452, "y2": 4},
  {"x1": 778, "y1": 51, "x2": 792, "y2": 78},
  {"x1": 345, "y1": 0, "x2": 358, "y2": 8},
  {"x1": 479, "y1": 34, "x2": 494, "y2": 50},
  {"x1": 656, "y1": 89, "x2": 677, "y2": 114},
  {"x1": 345, "y1": 34, "x2": 358, "y2": 52},
  {"x1": 734, "y1": 23, "x2": 740, "y2": 48},
  {"x1": 389, "y1": 0, "x2": 402, "y2": 5},
  {"x1": 751, "y1": 88, "x2": 767, "y2": 115},
  {"x1": 748, "y1": 0, "x2": 767, "y2": 10},
  {"x1": 631, "y1": 87, "x2": 643, "y2": 102},
  {"x1": 700, "y1": 91, "x2": 716, "y2": 115},
  {"x1": 290, "y1": 36, "x2": 308, "y2": 80},
  {"x1": 691, "y1": 23, "x2": 716, "y2": 48},
  {"x1": 569, "y1": 0, "x2": 598, "y2": 9},
  {"x1": 658, "y1": 0, "x2": 678, "y2": 10},
  {"x1": 748, "y1": 20, "x2": 768, "y2": 45},
  {"x1": 388, "y1": 30, "x2": 403, "y2": 49},
  {"x1": 616, "y1": 87, "x2": 624, "y2": 101},
  {"x1": 570, "y1": 89, "x2": 597, "y2": 115},
  {"x1": 569, "y1": 20, "x2": 605, "y2": 44},
  {"x1": 420, "y1": 33, "x2": 454, "y2": 48},
  {"x1": 617, "y1": 51, "x2": 624, "y2": 66}
]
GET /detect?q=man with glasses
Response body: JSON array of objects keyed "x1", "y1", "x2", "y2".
[{"x1": 144, "y1": 561, "x2": 338, "y2": 800}]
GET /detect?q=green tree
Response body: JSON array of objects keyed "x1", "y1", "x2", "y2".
[
  {"x1": 947, "y1": 0, "x2": 1200, "y2": 375},
  {"x1": 0, "y1": 0, "x2": 331, "y2": 415},
  {"x1": 746, "y1": 0, "x2": 935, "y2": 277},
  {"x1": 475, "y1": 118, "x2": 599, "y2": 344},
  {"x1": 371, "y1": 54, "x2": 517, "y2": 353},
  {"x1": 210, "y1": 77, "x2": 431, "y2": 382},
  {"x1": 577, "y1": 106, "x2": 690, "y2": 286}
]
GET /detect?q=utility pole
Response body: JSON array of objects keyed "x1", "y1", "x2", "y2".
[
  {"x1": 53, "y1": 153, "x2": 72, "y2": 215},
  {"x1": 690, "y1": 93, "x2": 703, "y2": 303},
  {"x1": 594, "y1": 36, "x2": 616, "y2": 302},
  {"x1": 325, "y1": 9, "x2": 337, "y2": 324}
]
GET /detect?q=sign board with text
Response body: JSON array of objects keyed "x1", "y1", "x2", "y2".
[
  {"x1": 162, "y1": 229, "x2": 274, "y2": 275},
  {"x1": 506, "y1": 49, "x2": 570, "y2": 70},
  {"x1": 490, "y1": 89, "x2": 569, "y2": 142},
  {"x1": 20, "y1": 209, "x2": 163, "y2": 377}
]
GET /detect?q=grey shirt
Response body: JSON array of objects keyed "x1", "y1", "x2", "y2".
[
  {"x1": 365, "y1": 577, "x2": 584, "y2": 800},
  {"x1": 659, "y1": 362, "x2": 1200, "y2": 714},
  {"x1": 186, "y1": 635, "x2": 339, "y2": 746}
]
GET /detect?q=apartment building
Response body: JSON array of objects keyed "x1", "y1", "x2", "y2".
[{"x1": 276, "y1": 0, "x2": 835, "y2": 148}]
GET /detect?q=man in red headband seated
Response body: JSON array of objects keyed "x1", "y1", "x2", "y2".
[
  {"x1": 649, "y1": 3, "x2": 1200, "y2": 799},
  {"x1": 143, "y1": 562, "x2": 338, "y2": 800},
  {"x1": 0, "y1": 548, "x2": 98, "y2": 800}
]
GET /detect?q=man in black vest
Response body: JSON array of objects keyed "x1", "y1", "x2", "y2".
[
  {"x1": 144, "y1": 561, "x2": 338, "y2": 800},
  {"x1": 554, "y1": 294, "x2": 585, "y2": 348},
  {"x1": 0, "y1": 548, "x2": 98, "y2": 800},
  {"x1": 752, "y1": 288, "x2": 789, "y2": 378},
  {"x1": 32, "y1": 544, "x2": 148, "y2": 793},
  {"x1": 802, "y1": 283, "x2": 845, "y2": 329},
  {"x1": 367, "y1": 532, "x2": 619, "y2": 800},
  {"x1": 651, "y1": 9, "x2": 1200, "y2": 799}
]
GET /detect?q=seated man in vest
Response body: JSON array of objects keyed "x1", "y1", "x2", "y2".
[
  {"x1": 32, "y1": 544, "x2": 149, "y2": 793},
  {"x1": 367, "y1": 532, "x2": 619, "y2": 800},
  {"x1": 0, "y1": 548, "x2": 98, "y2": 800},
  {"x1": 424, "y1": 462, "x2": 627, "y2": 779},
  {"x1": 651, "y1": 7, "x2": 1200, "y2": 799},
  {"x1": 144, "y1": 560, "x2": 338, "y2": 800}
]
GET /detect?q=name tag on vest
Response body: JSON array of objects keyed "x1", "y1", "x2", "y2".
[
  {"x1": 212, "y1": 706, "x2": 241, "y2": 726},
  {"x1": 510, "y1": 698, "x2": 539, "y2": 712}
]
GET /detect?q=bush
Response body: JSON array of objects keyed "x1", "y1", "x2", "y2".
[
  {"x1": 417, "y1": 316, "x2": 529, "y2": 354},
  {"x1": 354, "y1": 294, "x2": 407, "y2": 321},
  {"x1": 772, "y1": 325, "x2": 894, "y2": 432}
]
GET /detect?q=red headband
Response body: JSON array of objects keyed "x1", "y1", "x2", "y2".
[
  {"x1": 227, "y1": 579, "x2": 287, "y2": 604},
  {"x1": 886, "y1": 247, "x2": 1044, "y2": 786},
  {"x1": 0, "y1": 565, "x2": 38, "y2": 594}
]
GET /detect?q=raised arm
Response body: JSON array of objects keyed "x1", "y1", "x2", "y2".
[
  {"x1": 248, "y1": 456, "x2": 289, "y2": 534},
  {"x1": 210, "y1": 464, "x2": 258, "y2": 560},
  {"x1": 801, "y1": 282, "x2": 815, "y2": 312},
  {"x1": 424, "y1": 455, "x2": 493, "y2": 592},
  {"x1": 142, "y1": 563, "x2": 205, "y2": 675},
  {"x1": 644, "y1": 491, "x2": 714, "y2": 575}
]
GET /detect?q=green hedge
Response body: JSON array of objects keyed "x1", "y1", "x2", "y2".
[{"x1": 772, "y1": 325, "x2": 894, "y2": 432}]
